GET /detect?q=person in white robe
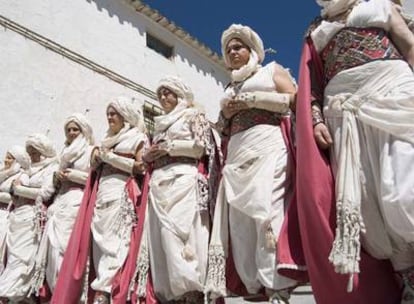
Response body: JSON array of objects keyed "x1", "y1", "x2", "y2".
[
  {"x1": 0, "y1": 146, "x2": 31, "y2": 276},
  {"x1": 309, "y1": 0, "x2": 414, "y2": 302},
  {"x1": 30, "y1": 113, "x2": 94, "y2": 294},
  {"x1": 0, "y1": 134, "x2": 58, "y2": 303},
  {"x1": 90, "y1": 97, "x2": 147, "y2": 304},
  {"x1": 205, "y1": 24, "x2": 298, "y2": 304},
  {"x1": 143, "y1": 76, "x2": 212, "y2": 303}
]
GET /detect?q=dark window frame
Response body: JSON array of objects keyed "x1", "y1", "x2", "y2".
[{"x1": 146, "y1": 33, "x2": 174, "y2": 59}]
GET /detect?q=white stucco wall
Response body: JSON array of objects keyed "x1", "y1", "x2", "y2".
[
  {"x1": 0, "y1": 0, "x2": 229, "y2": 159},
  {"x1": 403, "y1": 0, "x2": 414, "y2": 15}
]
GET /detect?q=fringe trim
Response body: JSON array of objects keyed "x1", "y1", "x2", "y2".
[
  {"x1": 328, "y1": 200, "x2": 365, "y2": 284},
  {"x1": 113, "y1": 187, "x2": 137, "y2": 237},
  {"x1": 81, "y1": 258, "x2": 90, "y2": 303},
  {"x1": 204, "y1": 245, "x2": 226, "y2": 299},
  {"x1": 133, "y1": 243, "x2": 149, "y2": 298},
  {"x1": 28, "y1": 265, "x2": 46, "y2": 296},
  {"x1": 34, "y1": 196, "x2": 46, "y2": 242},
  {"x1": 197, "y1": 173, "x2": 209, "y2": 212},
  {"x1": 276, "y1": 264, "x2": 307, "y2": 271}
]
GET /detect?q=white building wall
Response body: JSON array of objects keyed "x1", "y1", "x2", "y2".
[
  {"x1": 0, "y1": 0, "x2": 229, "y2": 159},
  {"x1": 403, "y1": 0, "x2": 414, "y2": 15}
]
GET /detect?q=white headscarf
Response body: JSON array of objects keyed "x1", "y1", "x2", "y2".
[
  {"x1": 221, "y1": 24, "x2": 265, "y2": 82},
  {"x1": 107, "y1": 96, "x2": 145, "y2": 131},
  {"x1": 64, "y1": 113, "x2": 94, "y2": 145},
  {"x1": 154, "y1": 76, "x2": 198, "y2": 134},
  {"x1": 60, "y1": 113, "x2": 94, "y2": 169},
  {"x1": 9, "y1": 145, "x2": 31, "y2": 170},
  {"x1": 26, "y1": 134, "x2": 56, "y2": 158},
  {"x1": 157, "y1": 76, "x2": 194, "y2": 106},
  {"x1": 316, "y1": 0, "x2": 359, "y2": 18},
  {"x1": 0, "y1": 146, "x2": 30, "y2": 183},
  {"x1": 102, "y1": 97, "x2": 145, "y2": 149}
]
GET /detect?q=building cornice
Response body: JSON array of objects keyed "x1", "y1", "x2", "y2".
[{"x1": 128, "y1": 0, "x2": 226, "y2": 70}]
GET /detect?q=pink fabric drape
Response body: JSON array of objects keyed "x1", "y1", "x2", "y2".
[
  {"x1": 277, "y1": 39, "x2": 401, "y2": 304},
  {"x1": 51, "y1": 169, "x2": 156, "y2": 304}
]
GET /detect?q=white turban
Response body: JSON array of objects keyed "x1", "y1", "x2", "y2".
[
  {"x1": 26, "y1": 133, "x2": 56, "y2": 158},
  {"x1": 64, "y1": 113, "x2": 94, "y2": 145},
  {"x1": 8, "y1": 145, "x2": 30, "y2": 170},
  {"x1": 107, "y1": 96, "x2": 145, "y2": 130},
  {"x1": 156, "y1": 76, "x2": 194, "y2": 105},
  {"x1": 221, "y1": 24, "x2": 265, "y2": 66},
  {"x1": 316, "y1": 0, "x2": 359, "y2": 17}
]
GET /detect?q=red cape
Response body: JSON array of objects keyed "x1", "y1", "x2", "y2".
[
  {"x1": 51, "y1": 169, "x2": 157, "y2": 304},
  {"x1": 277, "y1": 39, "x2": 401, "y2": 304}
]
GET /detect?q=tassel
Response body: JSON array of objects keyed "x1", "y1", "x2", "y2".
[
  {"x1": 265, "y1": 226, "x2": 277, "y2": 250},
  {"x1": 347, "y1": 273, "x2": 354, "y2": 293},
  {"x1": 181, "y1": 244, "x2": 196, "y2": 261}
]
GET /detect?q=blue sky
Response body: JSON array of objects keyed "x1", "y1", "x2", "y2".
[{"x1": 142, "y1": 1, "x2": 321, "y2": 78}]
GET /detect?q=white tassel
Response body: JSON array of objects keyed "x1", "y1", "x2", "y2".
[
  {"x1": 265, "y1": 226, "x2": 277, "y2": 250},
  {"x1": 347, "y1": 273, "x2": 354, "y2": 293},
  {"x1": 181, "y1": 244, "x2": 196, "y2": 261}
]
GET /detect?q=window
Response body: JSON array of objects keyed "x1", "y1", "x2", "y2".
[
  {"x1": 146, "y1": 33, "x2": 173, "y2": 59},
  {"x1": 143, "y1": 101, "x2": 163, "y2": 138}
]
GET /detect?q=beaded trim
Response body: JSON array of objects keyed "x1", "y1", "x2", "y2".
[
  {"x1": 321, "y1": 27, "x2": 403, "y2": 83},
  {"x1": 229, "y1": 109, "x2": 281, "y2": 136}
]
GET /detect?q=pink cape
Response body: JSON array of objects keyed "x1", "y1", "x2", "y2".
[
  {"x1": 277, "y1": 39, "x2": 401, "y2": 304},
  {"x1": 51, "y1": 169, "x2": 157, "y2": 304}
]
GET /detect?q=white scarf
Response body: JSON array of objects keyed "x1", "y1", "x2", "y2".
[
  {"x1": 29, "y1": 156, "x2": 58, "y2": 177},
  {"x1": 0, "y1": 163, "x2": 21, "y2": 184},
  {"x1": 231, "y1": 50, "x2": 261, "y2": 82},
  {"x1": 153, "y1": 99, "x2": 195, "y2": 138},
  {"x1": 101, "y1": 123, "x2": 141, "y2": 150},
  {"x1": 317, "y1": 0, "x2": 359, "y2": 18},
  {"x1": 60, "y1": 134, "x2": 89, "y2": 170}
]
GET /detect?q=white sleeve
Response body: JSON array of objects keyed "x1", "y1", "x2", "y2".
[{"x1": 66, "y1": 169, "x2": 89, "y2": 185}]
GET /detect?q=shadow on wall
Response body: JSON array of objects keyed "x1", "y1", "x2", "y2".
[
  {"x1": 89, "y1": 0, "x2": 229, "y2": 88},
  {"x1": 87, "y1": 0, "x2": 145, "y2": 37}
]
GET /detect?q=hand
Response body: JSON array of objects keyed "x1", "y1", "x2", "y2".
[
  {"x1": 91, "y1": 148, "x2": 102, "y2": 168},
  {"x1": 12, "y1": 179, "x2": 21, "y2": 187},
  {"x1": 143, "y1": 145, "x2": 168, "y2": 162},
  {"x1": 10, "y1": 179, "x2": 21, "y2": 196},
  {"x1": 314, "y1": 123, "x2": 333, "y2": 149},
  {"x1": 222, "y1": 100, "x2": 249, "y2": 119},
  {"x1": 56, "y1": 170, "x2": 69, "y2": 182}
]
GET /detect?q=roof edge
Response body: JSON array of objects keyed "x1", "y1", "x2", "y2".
[{"x1": 128, "y1": 0, "x2": 227, "y2": 70}]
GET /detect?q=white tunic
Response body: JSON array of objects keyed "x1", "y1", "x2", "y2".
[
  {"x1": 0, "y1": 167, "x2": 22, "y2": 274},
  {"x1": 0, "y1": 158, "x2": 57, "y2": 300},
  {"x1": 313, "y1": 0, "x2": 414, "y2": 272},
  {"x1": 91, "y1": 130, "x2": 145, "y2": 293},
  {"x1": 43, "y1": 146, "x2": 92, "y2": 291},
  {"x1": 217, "y1": 62, "x2": 296, "y2": 294},
  {"x1": 148, "y1": 108, "x2": 210, "y2": 302}
]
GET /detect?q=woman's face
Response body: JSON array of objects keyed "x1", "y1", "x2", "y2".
[
  {"x1": 65, "y1": 121, "x2": 81, "y2": 144},
  {"x1": 225, "y1": 38, "x2": 251, "y2": 70},
  {"x1": 106, "y1": 106, "x2": 125, "y2": 134},
  {"x1": 157, "y1": 87, "x2": 178, "y2": 113},
  {"x1": 3, "y1": 152, "x2": 15, "y2": 169},
  {"x1": 26, "y1": 145, "x2": 41, "y2": 163}
]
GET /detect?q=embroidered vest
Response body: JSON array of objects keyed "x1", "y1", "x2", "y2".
[{"x1": 321, "y1": 27, "x2": 403, "y2": 83}]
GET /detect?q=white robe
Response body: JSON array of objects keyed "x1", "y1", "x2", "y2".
[
  {"x1": 148, "y1": 108, "x2": 210, "y2": 302},
  {"x1": 313, "y1": 0, "x2": 414, "y2": 272},
  {"x1": 216, "y1": 62, "x2": 296, "y2": 293},
  {"x1": 43, "y1": 146, "x2": 93, "y2": 291},
  {"x1": 0, "y1": 158, "x2": 58, "y2": 300},
  {"x1": 0, "y1": 168, "x2": 22, "y2": 274},
  {"x1": 91, "y1": 130, "x2": 145, "y2": 293}
]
